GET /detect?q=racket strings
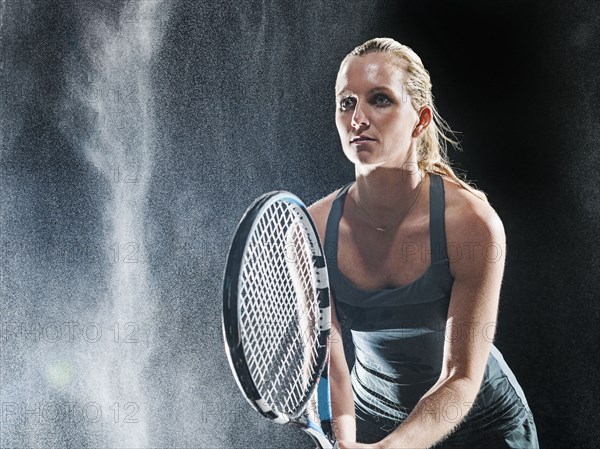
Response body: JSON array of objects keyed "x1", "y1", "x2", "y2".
[{"x1": 240, "y1": 201, "x2": 321, "y2": 416}]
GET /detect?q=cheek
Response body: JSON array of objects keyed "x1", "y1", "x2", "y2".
[{"x1": 388, "y1": 110, "x2": 415, "y2": 135}]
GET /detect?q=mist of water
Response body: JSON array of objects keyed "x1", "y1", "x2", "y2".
[{"x1": 59, "y1": 1, "x2": 168, "y2": 446}]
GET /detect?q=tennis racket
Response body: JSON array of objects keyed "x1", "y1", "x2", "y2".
[{"x1": 222, "y1": 190, "x2": 337, "y2": 449}]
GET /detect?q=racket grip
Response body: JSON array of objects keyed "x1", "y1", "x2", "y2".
[{"x1": 318, "y1": 372, "x2": 333, "y2": 438}]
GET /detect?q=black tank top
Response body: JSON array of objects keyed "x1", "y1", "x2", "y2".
[{"x1": 324, "y1": 173, "x2": 531, "y2": 439}]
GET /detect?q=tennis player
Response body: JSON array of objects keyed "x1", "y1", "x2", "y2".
[{"x1": 308, "y1": 38, "x2": 539, "y2": 448}]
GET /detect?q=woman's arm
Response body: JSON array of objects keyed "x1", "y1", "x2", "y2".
[
  {"x1": 329, "y1": 297, "x2": 356, "y2": 442},
  {"x1": 307, "y1": 195, "x2": 356, "y2": 443},
  {"x1": 339, "y1": 199, "x2": 507, "y2": 449}
]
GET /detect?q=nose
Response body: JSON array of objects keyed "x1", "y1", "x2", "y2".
[{"x1": 351, "y1": 102, "x2": 369, "y2": 129}]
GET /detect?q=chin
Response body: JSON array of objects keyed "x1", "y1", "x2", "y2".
[
  {"x1": 342, "y1": 145, "x2": 382, "y2": 166},
  {"x1": 350, "y1": 153, "x2": 384, "y2": 168}
]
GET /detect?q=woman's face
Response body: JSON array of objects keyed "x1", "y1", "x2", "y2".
[{"x1": 335, "y1": 53, "x2": 421, "y2": 169}]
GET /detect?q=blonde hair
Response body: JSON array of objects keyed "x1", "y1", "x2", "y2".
[{"x1": 342, "y1": 37, "x2": 487, "y2": 202}]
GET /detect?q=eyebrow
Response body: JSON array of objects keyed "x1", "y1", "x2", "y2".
[{"x1": 335, "y1": 86, "x2": 395, "y2": 98}]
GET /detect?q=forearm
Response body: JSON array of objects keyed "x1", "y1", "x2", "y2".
[
  {"x1": 330, "y1": 368, "x2": 356, "y2": 442},
  {"x1": 380, "y1": 376, "x2": 479, "y2": 449}
]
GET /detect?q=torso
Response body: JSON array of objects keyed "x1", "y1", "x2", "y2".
[
  {"x1": 309, "y1": 175, "x2": 531, "y2": 438},
  {"x1": 310, "y1": 172, "x2": 527, "y2": 434}
]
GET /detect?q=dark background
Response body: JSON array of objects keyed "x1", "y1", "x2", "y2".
[{"x1": 0, "y1": 0, "x2": 598, "y2": 447}]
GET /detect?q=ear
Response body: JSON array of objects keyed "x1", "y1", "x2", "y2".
[{"x1": 412, "y1": 106, "x2": 432, "y2": 138}]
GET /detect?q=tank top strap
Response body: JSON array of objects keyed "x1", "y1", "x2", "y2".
[
  {"x1": 428, "y1": 173, "x2": 449, "y2": 263},
  {"x1": 324, "y1": 182, "x2": 353, "y2": 265}
]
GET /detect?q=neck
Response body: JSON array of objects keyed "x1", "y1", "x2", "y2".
[{"x1": 352, "y1": 165, "x2": 424, "y2": 214}]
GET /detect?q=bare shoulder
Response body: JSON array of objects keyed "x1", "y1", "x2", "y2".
[
  {"x1": 440, "y1": 176, "x2": 506, "y2": 276},
  {"x1": 307, "y1": 189, "x2": 341, "y2": 242},
  {"x1": 441, "y1": 176, "x2": 505, "y2": 239}
]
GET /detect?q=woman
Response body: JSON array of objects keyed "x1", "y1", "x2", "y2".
[{"x1": 308, "y1": 38, "x2": 539, "y2": 448}]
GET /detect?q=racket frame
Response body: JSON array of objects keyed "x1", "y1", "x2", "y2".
[{"x1": 222, "y1": 191, "x2": 333, "y2": 446}]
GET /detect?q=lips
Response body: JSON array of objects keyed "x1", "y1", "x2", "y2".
[{"x1": 351, "y1": 135, "x2": 376, "y2": 143}]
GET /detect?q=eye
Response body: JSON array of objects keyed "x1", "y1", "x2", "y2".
[
  {"x1": 339, "y1": 97, "x2": 356, "y2": 111},
  {"x1": 372, "y1": 93, "x2": 392, "y2": 106}
]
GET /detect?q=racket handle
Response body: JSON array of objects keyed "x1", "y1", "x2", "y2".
[
  {"x1": 318, "y1": 366, "x2": 334, "y2": 439},
  {"x1": 317, "y1": 362, "x2": 335, "y2": 448},
  {"x1": 318, "y1": 375, "x2": 332, "y2": 422}
]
